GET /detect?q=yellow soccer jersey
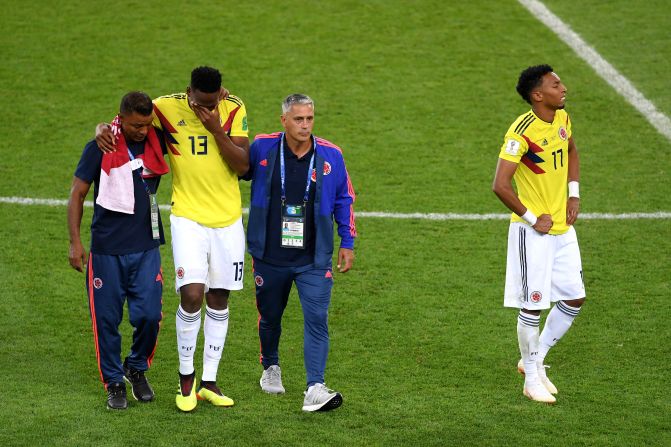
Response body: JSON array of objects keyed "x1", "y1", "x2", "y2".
[
  {"x1": 498, "y1": 109, "x2": 572, "y2": 235},
  {"x1": 152, "y1": 93, "x2": 249, "y2": 228}
]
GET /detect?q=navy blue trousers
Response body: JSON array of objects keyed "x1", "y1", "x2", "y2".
[
  {"x1": 253, "y1": 258, "x2": 333, "y2": 387},
  {"x1": 86, "y1": 248, "x2": 163, "y2": 387}
]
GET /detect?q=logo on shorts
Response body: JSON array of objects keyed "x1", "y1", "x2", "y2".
[
  {"x1": 176, "y1": 267, "x2": 185, "y2": 280},
  {"x1": 254, "y1": 275, "x2": 264, "y2": 287},
  {"x1": 530, "y1": 291, "x2": 542, "y2": 303},
  {"x1": 323, "y1": 161, "x2": 331, "y2": 176},
  {"x1": 558, "y1": 127, "x2": 568, "y2": 141},
  {"x1": 93, "y1": 278, "x2": 103, "y2": 289},
  {"x1": 325, "y1": 270, "x2": 332, "y2": 279},
  {"x1": 260, "y1": 159, "x2": 268, "y2": 167}
]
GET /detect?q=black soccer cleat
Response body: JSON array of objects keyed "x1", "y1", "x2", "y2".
[
  {"x1": 124, "y1": 363, "x2": 155, "y2": 402},
  {"x1": 107, "y1": 382, "x2": 128, "y2": 410}
]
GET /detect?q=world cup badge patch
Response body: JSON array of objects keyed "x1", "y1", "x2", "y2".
[
  {"x1": 530, "y1": 291, "x2": 542, "y2": 303},
  {"x1": 558, "y1": 126, "x2": 568, "y2": 141},
  {"x1": 176, "y1": 267, "x2": 185, "y2": 280},
  {"x1": 93, "y1": 278, "x2": 103, "y2": 289},
  {"x1": 255, "y1": 275, "x2": 264, "y2": 287}
]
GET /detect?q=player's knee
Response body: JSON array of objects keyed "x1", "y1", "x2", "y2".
[
  {"x1": 206, "y1": 289, "x2": 230, "y2": 310},
  {"x1": 180, "y1": 284, "x2": 205, "y2": 311},
  {"x1": 563, "y1": 297, "x2": 585, "y2": 308}
]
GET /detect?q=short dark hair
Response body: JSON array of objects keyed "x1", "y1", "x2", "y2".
[
  {"x1": 516, "y1": 64, "x2": 554, "y2": 104},
  {"x1": 119, "y1": 91, "x2": 153, "y2": 116},
  {"x1": 190, "y1": 66, "x2": 222, "y2": 93}
]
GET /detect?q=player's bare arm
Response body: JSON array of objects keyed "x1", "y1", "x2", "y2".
[
  {"x1": 67, "y1": 177, "x2": 92, "y2": 272},
  {"x1": 493, "y1": 158, "x2": 553, "y2": 234},
  {"x1": 95, "y1": 123, "x2": 116, "y2": 153},
  {"x1": 191, "y1": 102, "x2": 250, "y2": 176},
  {"x1": 566, "y1": 137, "x2": 581, "y2": 225}
]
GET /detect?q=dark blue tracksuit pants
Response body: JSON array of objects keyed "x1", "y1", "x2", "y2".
[
  {"x1": 86, "y1": 248, "x2": 163, "y2": 387},
  {"x1": 253, "y1": 258, "x2": 333, "y2": 387}
]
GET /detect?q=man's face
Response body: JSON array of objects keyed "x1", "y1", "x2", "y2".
[
  {"x1": 120, "y1": 112, "x2": 153, "y2": 142},
  {"x1": 537, "y1": 71, "x2": 567, "y2": 109},
  {"x1": 187, "y1": 87, "x2": 220, "y2": 111},
  {"x1": 281, "y1": 104, "x2": 314, "y2": 144}
]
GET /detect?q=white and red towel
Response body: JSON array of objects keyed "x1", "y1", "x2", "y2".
[{"x1": 96, "y1": 116, "x2": 168, "y2": 214}]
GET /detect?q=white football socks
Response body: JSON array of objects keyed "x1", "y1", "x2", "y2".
[
  {"x1": 538, "y1": 301, "x2": 581, "y2": 363},
  {"x1": 517, "y1": 310, "x2": 541, "y2": 385},
  {"x1": 202, "y1": 306, "x2": 229, "y2": 382},
  {"x1": 176, "y1": 305, "x2": 201, "y2": 376}
]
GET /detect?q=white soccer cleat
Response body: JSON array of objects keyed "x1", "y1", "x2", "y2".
[
  {"x1": 523, "y1": 382, "x2": 557, "y2": 404},
  {"x1": 537, "y1": 364, "x2": 558, "y2": 395},
  {"x1": 260, "y1": 365, "x2": 285, "y2": 394},
  {"x1": 517, "y1": 359, "x2": 558, "y2": 395}
]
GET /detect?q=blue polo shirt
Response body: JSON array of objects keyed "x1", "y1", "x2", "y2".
[
  {"x1": 263, "y1": 141, "x2": 316, "y2": 266},
  {"x1": 74, "y1": 136, "x2": 166, "y2": 255}
]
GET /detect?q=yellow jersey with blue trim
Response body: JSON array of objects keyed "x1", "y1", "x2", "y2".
[
  {"x1": 152, "y1": 93, "x2": 249, "y2": 228},
  {"x1": 498, "y1": 109, "x2": 572, "y2": 235}
]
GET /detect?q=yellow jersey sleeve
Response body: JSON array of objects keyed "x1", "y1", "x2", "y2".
[{"x1": 221, "y1": 95, "x2": 249, "y2": 138}]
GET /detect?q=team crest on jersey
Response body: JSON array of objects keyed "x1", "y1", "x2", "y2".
[
  {"x1": 255, "y1": 275, "x2": 264, "y2": 286},
  {"x1": 530, "y1": 291, "x2": 542, "y2": 303},
  {"x1": 558, "y1": 127, "x2": 568, "y2": 141},
  {"x1": 260, "y1": 159, "x2": 268, "y2": 167},
  {"x1": 176, "y1": 267, "x2": 185, "y2": 280},
  {"x1": 323, "y1": 161, "x2": 331, "y2": 176},
  {"x1": 311, "y1": 168, "x2": 317, "y2": 182},
  {"x1": 93, "y1": 278, "x2": 103, "y2": 289}
]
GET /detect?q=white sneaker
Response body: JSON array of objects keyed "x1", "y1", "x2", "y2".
[
  {"x1": 260, "y1": 365, "x2": 285, "y2": 394},
  {"x1": 302, "y1": 383, "x2": 343, "y2": 412},
  {"x1": 517, "y1": 359, "x2": 558, "y2": 395},
  {"x1": 523, "y1": 382, "x2": 557, "y2": 404}
]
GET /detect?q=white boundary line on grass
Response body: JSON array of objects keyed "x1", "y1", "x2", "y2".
[
  {"x1": 2, "y1": 196, "x2": 669, "y2": 220},
  {"x1": 518, "y1": 0, "x2": 671, "y2": 142}
]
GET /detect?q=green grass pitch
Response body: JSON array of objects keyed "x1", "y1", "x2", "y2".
[{"x1": 0, "y1": 1, "x2": 669, "y2": 446}]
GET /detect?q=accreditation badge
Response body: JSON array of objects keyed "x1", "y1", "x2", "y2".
[
  {"x1": 149, "y1": 194, "x2": 160, "y2": 240},
  {"x1": 281, "y1": 204, "x2": 306, "y2": 249}
]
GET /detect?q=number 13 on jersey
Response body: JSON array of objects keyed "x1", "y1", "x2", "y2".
[{"x1": 189, "y1": 135, "x2": 208, "y2": 155}]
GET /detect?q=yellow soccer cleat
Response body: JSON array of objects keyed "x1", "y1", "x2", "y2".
[
  {"x1": 176, "y1": 372, "x2": 197, "y2": 412},
  {"x1": 197, "y1": 383, "x2": 235, "y2": 407}
]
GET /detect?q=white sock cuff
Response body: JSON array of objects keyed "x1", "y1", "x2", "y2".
[
  {"x1": 205, "y1": 306, "x2": 229, "y2": 322},
  {"x1": 518, "y1": 311, "x2": 540, "y2": 327},
  {"x1": 556, "y1": 301, "x2": 581, "y2": 317},
  {"x1": 177, "y1": 305, "x2": 201, "y2": 323}
]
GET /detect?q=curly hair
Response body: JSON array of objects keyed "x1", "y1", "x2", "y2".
[
  {"x1": 516, "y1": 64, "x2": 553, "y2": 104},
  {"x1": 190, "y1": 66, "x2": 222, "y2": 93}
]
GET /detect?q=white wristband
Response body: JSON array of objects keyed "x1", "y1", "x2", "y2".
[
  {"x1": 568, "y1": 181, "x2": 580, "y2": 198},
  {"x1": 521, "y1": 210, "x2": 537, "y2": 226}
]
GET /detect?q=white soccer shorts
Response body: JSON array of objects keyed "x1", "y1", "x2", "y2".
[
  {"x1": 170, "y1": 214, "x2": 246, "y2": 293},
  {"x1": 504, "y1": 222, "x2": 585, "y2": 310}
]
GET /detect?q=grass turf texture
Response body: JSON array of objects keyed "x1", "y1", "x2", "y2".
[{"x1": 0, "y1": 0, "x2": 669, "y2": 445}]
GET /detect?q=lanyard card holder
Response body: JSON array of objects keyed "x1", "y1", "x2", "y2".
[{"x1": 281, "y1": 203, "x2": 306, "y2": 249}]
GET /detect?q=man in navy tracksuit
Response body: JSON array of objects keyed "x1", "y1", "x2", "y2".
[
  {"x1": 68, "y1": 92, "x2": 166, "y2": 410},
  {"x1": 244, "y1": 94, "x2": 356, "y2": 412}
]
